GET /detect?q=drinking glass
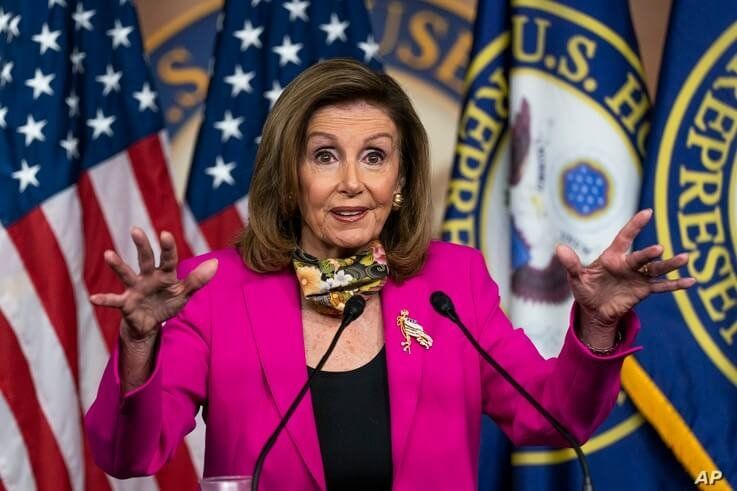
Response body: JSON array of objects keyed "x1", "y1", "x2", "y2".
[{"x1": 199, "y1": 475, "x2": 252, "y2": 491}]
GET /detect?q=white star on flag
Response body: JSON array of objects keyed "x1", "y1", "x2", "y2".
[
  {"x1": 70, "y1": 48, "x2": 86, "y2": 73},
  {"x1": 32, "y1": 23, "x2": 62, "y2": 54},
  {"x1": 234, "y1": 20, "x2": 263, "y2": 51},
  {"x1": 96, "y1": 64, "x2": 122, "y2": 95},
  {"x1": 49, "y1": 0, "x2": 66, "y2": 7},
  {"x1": 320, "y1": 13, "x2": 349, "y2": 44},
  {"x1": 251, "y1": 0, "x2": 271, "y2": 5},
  {"x1": 358, "y1": 34, "x2": 380, "y2": 62},
  {"x1": 107, "y1": 19, "x2": 133, "y2": 48},
  {"x1": 273, "y1": 35, "x2": 303, "y2": 66},
  {"x1": 12, "y1": 160, "x2": 41, "y2": 192},
  {"x1": 0, "y1": 9, "x2": 11, "y2": 33},
  {"x1": 87, "y1": 108, "x2": 116, "y2": 139},
  {"x1": 283, "y1": 0, "x2": 309, "y2": 22},
  {"x1": 25, "y1": 68, "x2": 55, "y2": 99},
  {"x1": 225, "y1": 65, "x2": 255, "y2": 96},
  {"x1": 72, "y1": 4, "x2": 95, "y2": 31},
  {"x1": 0, "y1": 106, "x2": 7, "y2": 128},
  {"x1": 6, "y1": 15, "x2": 20, "y2": 41},
  {"x1": 133, "y1": 82, "x2": 158, "y2": 111},
  {"x1": 214, "y1": 111, "x2": 244, "y2": 141},
  {"x1": 66, "y1": 90, "x2": 80, "y2": 117},
  {"x1": 60, "y1": 131, "x2": 80, "y2": 159},
  {"x1": 264, "y1": 80, "x2": 284, "y2": 109},
  {"x1": 17, "y1": 115, "x2": 47, "y2": 146},
  {"x1": 0, "y1": 61, "x2": 12, "y2": 86},
  {"x1": 205, "y1": 156, "x2": 237, "y2": 188}
]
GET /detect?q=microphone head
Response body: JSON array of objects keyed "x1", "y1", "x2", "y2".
[
  {"x1": 430, "y1": 291, "x2": 455, "y2": 318},
  {"x1": 343, "y1": 295, "x2": 367, "y2": 323}
]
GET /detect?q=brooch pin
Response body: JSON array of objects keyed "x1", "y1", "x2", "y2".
[{"x1": 396, "y1": 309, "x2": 433, "y2": 354}]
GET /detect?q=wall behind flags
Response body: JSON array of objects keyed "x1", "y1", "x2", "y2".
[{"x1": 132, "y1": 0, "x2": 671, "y2": 234}]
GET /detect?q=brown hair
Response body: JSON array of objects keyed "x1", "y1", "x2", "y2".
[{"x1": 237, "y1": 58, "x2": 432, "y2": 281}]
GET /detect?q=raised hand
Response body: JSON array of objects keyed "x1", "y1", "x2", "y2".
[
  {"x1": 555, "y1": 209, "x2": 695, "y2": 347},
  {"x1": 90, "y1": 227, "x2": 218, "y2": 343}
]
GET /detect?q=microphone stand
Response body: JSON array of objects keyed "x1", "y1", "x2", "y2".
[
  {"x1": 430, "y1": 291, "x2": 594, "y2": 491},
  {"x1": 251, "y1": 295, "x2": 367, "y2": 491}
]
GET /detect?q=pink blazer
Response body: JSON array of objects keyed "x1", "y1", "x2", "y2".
[{"x1": 85, "y1": 241, "x2": 639, "y2": 490}]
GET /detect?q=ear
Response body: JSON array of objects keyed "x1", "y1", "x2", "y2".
[{"x1": 395, "y1": 175, "x2": 406, "y2": 194}]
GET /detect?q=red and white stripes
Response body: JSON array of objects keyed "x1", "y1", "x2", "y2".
[{"x1": 1, "y1": 133, "x2": 204, "y2": 490}]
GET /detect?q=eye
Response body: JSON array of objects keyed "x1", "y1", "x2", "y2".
[
  {"x1": 364, "y1": 150, "x2": 385, "y2": 165},
  {"x1": 314, "y1": 149, "x2": 335, "y2": 164}
]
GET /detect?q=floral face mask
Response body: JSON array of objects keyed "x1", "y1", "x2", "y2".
[{"x1": 292, "y1": 240, "x2": 389, "y2": 316}]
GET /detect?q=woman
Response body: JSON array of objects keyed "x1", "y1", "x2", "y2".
[{"x1": 85, "y1": 59, "x2": 694, "y2": 490}]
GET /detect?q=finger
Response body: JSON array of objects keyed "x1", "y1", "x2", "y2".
[
  {"x1": 642, "y1": 253, "x2": 689, "y2": 277},
  {"x1": 180, "y1": 259, "x2": 219, "y2": 297},
  {"x1": 649, "y1": 277, "x2": 696, "y2": 293},
  {"x1": 609, "y1": 209, "x2": 653, "y2": 254},
  {"x1": 103, "y1": 249, "x2": 138, "y2": 287},
  {"x1": 89, "y1": 292, "x2": 126, "y2": 308},
  {"x1": 626, "y1": 244, "x2": 663, "y2": 270},
  {"x1": 158, "y1": 230, "x2": 178, "y2": 273},
  {"x1": 555, "y1": 244, "x2": 583, "y2": 278},
  {"x1": 131, "y1": 227, "x2": 155, "y2": 274}
]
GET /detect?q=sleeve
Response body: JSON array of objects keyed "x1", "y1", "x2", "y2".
[
  {"x1": 84, "y1": 258, "x2": 211, "y2": 478},
  {"x1": 469, "y1": 248, "x2": 641, "y2": 447}
]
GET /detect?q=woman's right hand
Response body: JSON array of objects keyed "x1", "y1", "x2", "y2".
[{"x1": 90, "y1": 227, "x2": 218, "y2": 347}]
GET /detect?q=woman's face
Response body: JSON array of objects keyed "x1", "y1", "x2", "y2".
[{"x1": 298, "y1": 101, "x2": 403, "y2": 258}]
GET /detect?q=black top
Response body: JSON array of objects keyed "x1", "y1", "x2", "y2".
[{"x1": 307, "y1": 347, "x2": 393, "y2": 491}]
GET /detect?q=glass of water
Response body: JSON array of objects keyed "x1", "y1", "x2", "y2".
[{"x1": 199, "y1": 476, "x2": 252, "y2": 491}]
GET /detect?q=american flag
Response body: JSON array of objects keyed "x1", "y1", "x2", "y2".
[
  {"x1": 0, "y1": 1, "x2": 202, "y2": 490},
  {"x1": 184, "y1": 0, "x2": 382, "y2": 250}
]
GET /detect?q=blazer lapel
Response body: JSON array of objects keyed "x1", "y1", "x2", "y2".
[
  {"x1": 242, "y1": 270, "x2": 325, "y2": 490},
  {"x1": 382, "y1": 275, "x2": 432, "y2": 478}
]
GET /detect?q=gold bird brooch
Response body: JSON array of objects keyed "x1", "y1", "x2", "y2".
[{"x1": 396, "y1": 309, "x2": 433, "y2": 354}]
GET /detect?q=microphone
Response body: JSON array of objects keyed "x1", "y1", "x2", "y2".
[
  {"x1": 430, "y1": 291, "x2": 594, "y2": 491},
  {"x1": 252, "y1": 295, "x2": 367, "y2": 491}
]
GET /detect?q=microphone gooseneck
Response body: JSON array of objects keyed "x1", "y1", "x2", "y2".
[
  {"x1": 430, "y1": 291, "x2": 594, "y2": 491},
  {"x1": 252, "y1": 295, "x2": 367, "y2": 491}
]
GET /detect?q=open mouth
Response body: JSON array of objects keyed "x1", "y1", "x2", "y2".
[{"x1": 330, "y1": 207, "x2": 368, "y2": 222}]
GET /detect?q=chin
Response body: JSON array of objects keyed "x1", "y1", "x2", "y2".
[
  {"x1": 335, "y1": 238, "x2": 374, "y2": 251},
  {"x1": 330, "y1": 233, "x2": 375, "y2": 251}
]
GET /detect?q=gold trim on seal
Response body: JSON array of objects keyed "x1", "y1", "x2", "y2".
[
  {"x1": 145, "y1": 0, "x2": 223, "y2": 53},
  {"x1": 511, "y1": 412, "x2": 644, "y2": 465}
]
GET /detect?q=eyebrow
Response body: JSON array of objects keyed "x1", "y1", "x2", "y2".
[{"x1": 306, "y1": 131, "x2": 395, "y2": 144}]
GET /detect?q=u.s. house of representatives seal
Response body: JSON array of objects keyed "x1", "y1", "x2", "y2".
[
  {"x1": 445, "y1": 0, "x2": 648, "y2": 358},
  {"x1": 441, "y1": 1, "x2": 654, "y2": 467},
  {"x1": 655, "y1": 21, "x2": 737, "y2": 387}
]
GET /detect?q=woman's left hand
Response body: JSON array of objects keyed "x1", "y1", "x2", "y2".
[{"x1": 555, "y1": 209, "x2": 696, "y2": 348}]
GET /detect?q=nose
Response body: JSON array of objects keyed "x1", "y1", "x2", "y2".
[{"x1": 338, "y1": 160, "x2": 363, "y2": 196}]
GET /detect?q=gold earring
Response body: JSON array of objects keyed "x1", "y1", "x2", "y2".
[{"x1": 392, "y1": 192, "x2": 404, "y2": 210}]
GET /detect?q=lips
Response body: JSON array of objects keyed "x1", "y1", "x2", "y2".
[{"x1": 330, "y1": 207, "x2": 368, "y2": 223}]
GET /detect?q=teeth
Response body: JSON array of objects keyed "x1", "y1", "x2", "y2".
[{"x1": 335, "y1": 210, "x2": 362, "y2": 216}]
